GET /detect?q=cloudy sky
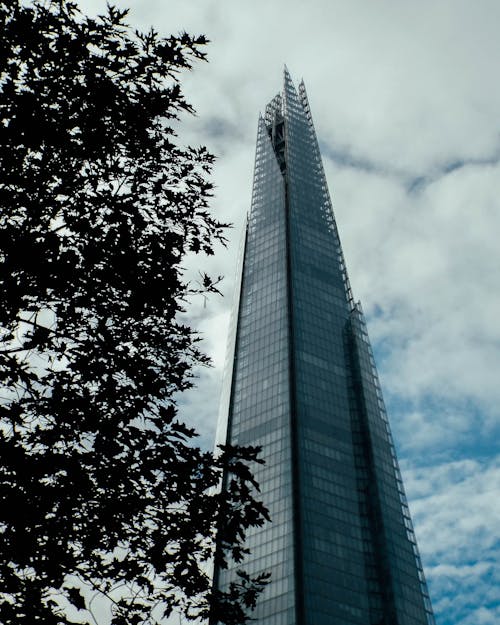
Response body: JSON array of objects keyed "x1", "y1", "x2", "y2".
[{"x1": 80, "y1": 1, "x2": 500, "y2": 623}]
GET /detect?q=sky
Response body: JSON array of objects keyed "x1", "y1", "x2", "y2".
[{"x1": 79, "y1": 2, "x2": 500, "y2": 624}]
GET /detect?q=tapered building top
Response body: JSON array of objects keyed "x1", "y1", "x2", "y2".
[{"x1": 214, "y1": 70, "x2": 434, "y2": 625}]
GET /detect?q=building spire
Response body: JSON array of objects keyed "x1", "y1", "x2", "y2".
[{"x1": 213, "y1": 72, "x2": 435, "y2": 625}]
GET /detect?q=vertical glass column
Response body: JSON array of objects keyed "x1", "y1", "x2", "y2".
[
  {"x1": 284, "y1": 69, "x2": 371, "y2": 625},
  {"x1": 348, "y1": 305, "x2": 435, "y2": 625},
  {"x1": 216, "y1": 116, "x2": 296, "y2": 625}
]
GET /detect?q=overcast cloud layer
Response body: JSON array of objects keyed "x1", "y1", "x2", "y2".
[{"x1": 79, "y1": 2, "x2": 500, "y2": 624}]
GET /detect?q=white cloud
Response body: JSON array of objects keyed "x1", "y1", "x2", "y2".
[
  {"x1": 402, "y1": 456, "x2": 500, "y2": 625},
  {"x1": 328, "y1": 161, "x2": 500, "y2": 428},
  {"x1": 403, "y1": 456, "x2": 500, "y2": 562}
]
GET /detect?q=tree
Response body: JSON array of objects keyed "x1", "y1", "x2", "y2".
[{"x1": 0, "y1": 2, "x2": 269, "y2": 623}]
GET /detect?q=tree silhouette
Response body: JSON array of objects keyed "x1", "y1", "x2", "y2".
[{"x1": 0, "y1": 2, "x2": 268, "y2": 623}]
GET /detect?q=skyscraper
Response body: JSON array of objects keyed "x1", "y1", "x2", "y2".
[{"x1": 214, "y1": 69, "x2": 435, "y2": 625}]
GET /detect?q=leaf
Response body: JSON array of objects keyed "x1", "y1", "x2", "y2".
[{"x1": 65, "y1": 587, "x2": 86, "y2": 611}]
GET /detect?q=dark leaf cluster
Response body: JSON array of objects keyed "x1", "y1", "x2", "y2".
[{"x1": 0, "y1": 1, "x2": 268, "y2": 623}]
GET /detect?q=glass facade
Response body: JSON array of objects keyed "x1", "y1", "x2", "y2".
[{"x1": 214, "y1": 69, "x2": 434, "y2": 625}]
